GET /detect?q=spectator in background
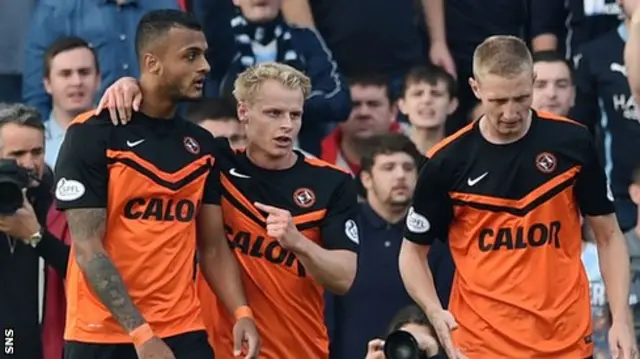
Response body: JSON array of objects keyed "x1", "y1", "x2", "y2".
[
  {"x1": 185, "y1": 97, "x2": 247, "y2": 150},
  {"x1": 625, "y1": 1, "x2": 640, "y2": 107},
  {"x1": 281, "y1": 0, "x2": 454, "y2": 89},
  {"x1": 320, "y1": 75, "x2": 400, "y2": 175},
  {"x1": 571, "y1": 0, "x2": 640, "y2": 231},
  {"x1": 531, "y1": 51, "x2": 575, "y2": 117},
  {"x1": 327, "y1": 134, "x2": 422, "y2": 359},
  {"x1": 0, "y1": 0, "x2": 37, "y2": 103},
  {"x1": 42, "y1": 37, "x2": 101, "y2": 168},
  {"x1": 192, "y1": 0, "x2": 350, "y2": 155},
  {"x1": 397, "y1": 65, "x2": 458, "y2": 154},
  {"x1": 365, "y1": 305, "x2": 445, "y2": 359},
  {"x1": 23, "y1": 0, "x2": 180, "y2": 118},
  {"x1": 531, "y1": 0, "x2": 622, "y2": 60}
]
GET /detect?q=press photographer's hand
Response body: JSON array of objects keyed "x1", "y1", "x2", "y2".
[
  {"x1": 0, "y1": 190, "x2": 41, "y2": 241},
  {"x1": 364, "y1": 338, "x2": 386, "y2": 359}
]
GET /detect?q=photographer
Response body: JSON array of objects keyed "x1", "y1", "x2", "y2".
[
  {"x1": 0, "y1": 104, "x2": 70, "y2": 359},
  {"x1": 365, "y1": 305, "x2": 447, "y2": 359}
]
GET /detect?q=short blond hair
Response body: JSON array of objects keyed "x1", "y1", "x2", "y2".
[
  {"x1": 233, "y1": 62, "x2": 312, "y2": 103},
  {"x1": 472, "y1": 35, "x2": 533, "y2": 79}
]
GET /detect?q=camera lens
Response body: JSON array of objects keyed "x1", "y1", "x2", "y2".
[
  {"x1": 0, "y1": 181, "x2": 23, "y2": 214},
  {"x1": 384, "y1": 331, "x2": 422, "y2": 359}
]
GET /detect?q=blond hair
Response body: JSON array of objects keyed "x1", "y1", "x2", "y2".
[
  {"x1": 233, "y1": 62, "x2": 312, "y2": 103},
  {"x1": 472, "y1": 35, "x2": 533, "y2": 79}
]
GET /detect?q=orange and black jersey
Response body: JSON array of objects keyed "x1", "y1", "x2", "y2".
[
  {"x1": 54, "y1": 111, "x2": 221, "y2": 343},
  {"x1": 196, "y1": 145, "x2": 359, "y2": 359},
  {"x1": 404, "y1": 110, "x2": 615, "y2": 359}
]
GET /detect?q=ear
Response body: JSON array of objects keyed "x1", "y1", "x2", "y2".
[
  {"x1": 469, "y1": 77, "x2": 482, "y2": 101},
  {"x1": 397, "y1": 97, "x2": 409, "y2": 115},
  {"x1": 232, "y1": 0, "x2": 241, "y2": 6},
  {"x1": 447, "y1": 97, "x2": 459, "y2": 115},
  {"x1": 237, "y1": 102, "x2": 249, "y2": 124},
  {"x1": 143, "y1": 53, "x2": 161, "y2": 75},
  {"x1": 360, "y1": 170, "x2": 373, "y2": 192},
  {"x1": 43, "y1": 77, "x2": 53, "y2": 96},
  {"x1": 630, "y1": 183, "x2": 640, "y2": 205}
]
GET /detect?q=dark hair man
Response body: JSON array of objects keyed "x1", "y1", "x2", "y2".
[
  {"x1": 42, "y1": 36, "x2": 101, "y2": 167},
  {"x1": 327, "y1": 133, "x2": 453, "y2": 359},
  {"x1": 53, "y1": 10, "x2": 258, "y2": 359},
  {"x1": 531, "y1": 51, "x2": 575, "y2": 117},
  {"x1": 0, "y1": 103, "x2": 70, "y2": 359},
  {"x1": 321, "y1": 74, "x2": 400, "y2": 175}
]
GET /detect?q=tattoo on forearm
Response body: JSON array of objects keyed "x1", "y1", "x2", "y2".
[
  {"x1": 84, "y1": 252, "x2": 146, "y2": 331},
  {"x1": 67, "y1": 209, "x2": 145, "y2": 332}
]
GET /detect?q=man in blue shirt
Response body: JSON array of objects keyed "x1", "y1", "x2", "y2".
[
  {"x1": 326, "y1": 133, "x2": 453, "y2": 359},
  {"x1": 23, "y1": 0, "x2": 180, "y2": 118}
]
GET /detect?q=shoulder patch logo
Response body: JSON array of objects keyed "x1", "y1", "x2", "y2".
[
  {"x1": 344, "y1": 219, "x2": 359, "y2": 244},
  {"x1": 293, "y1": 188, "x2": 316, "y2": 208},
  {"x1": 406, "y1": 207, "x2": 430, "y2": 234},
  {"x1": 184, "y1": 136, "x2": 200, "y2": 155},
  {"x1": 535, "y1": 152, "x2": 557, "y2": 174},
  {"x1": 55, "y1": 178, "x2": 85, "y2": 201}
]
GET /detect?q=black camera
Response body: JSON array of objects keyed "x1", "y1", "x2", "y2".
[
  {"x1": 384, "y1": 330, "x2": 430, "y2": 359},
  {"x1": 0, "y1": 159, "x2": 31, "y2": 215}
]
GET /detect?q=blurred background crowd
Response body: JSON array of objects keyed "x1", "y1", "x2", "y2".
[{"x1": 1, "y1": 0, "x2": 640, "y2": 359}]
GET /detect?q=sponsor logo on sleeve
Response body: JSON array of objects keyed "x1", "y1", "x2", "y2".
[
  {"x1": 55, "y1": 178, "x2": 86, "y2": 201},
  {"x1": 406, "y1": 207, "x2": 430, "y2": 234},
  {"x1": 344, "y1": 219, "x2": 359, "y2": 244}
]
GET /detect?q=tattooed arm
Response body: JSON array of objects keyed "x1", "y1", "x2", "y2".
[{"x1": 66, "y1": 208, "x2": 146, "y2": 332}]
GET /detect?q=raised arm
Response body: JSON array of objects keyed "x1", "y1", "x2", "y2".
[{"x1": 255, "y1": 174, "x2": 359, "y2": 295}]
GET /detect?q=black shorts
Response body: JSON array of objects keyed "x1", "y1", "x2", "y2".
[{"x1": 63, "y1": 330, "x2": 214, "y2": 359}]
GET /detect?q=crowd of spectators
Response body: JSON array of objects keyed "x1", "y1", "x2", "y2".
[{"x1": 0, "y1": 0, "x2": 639, "y2": 359}]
